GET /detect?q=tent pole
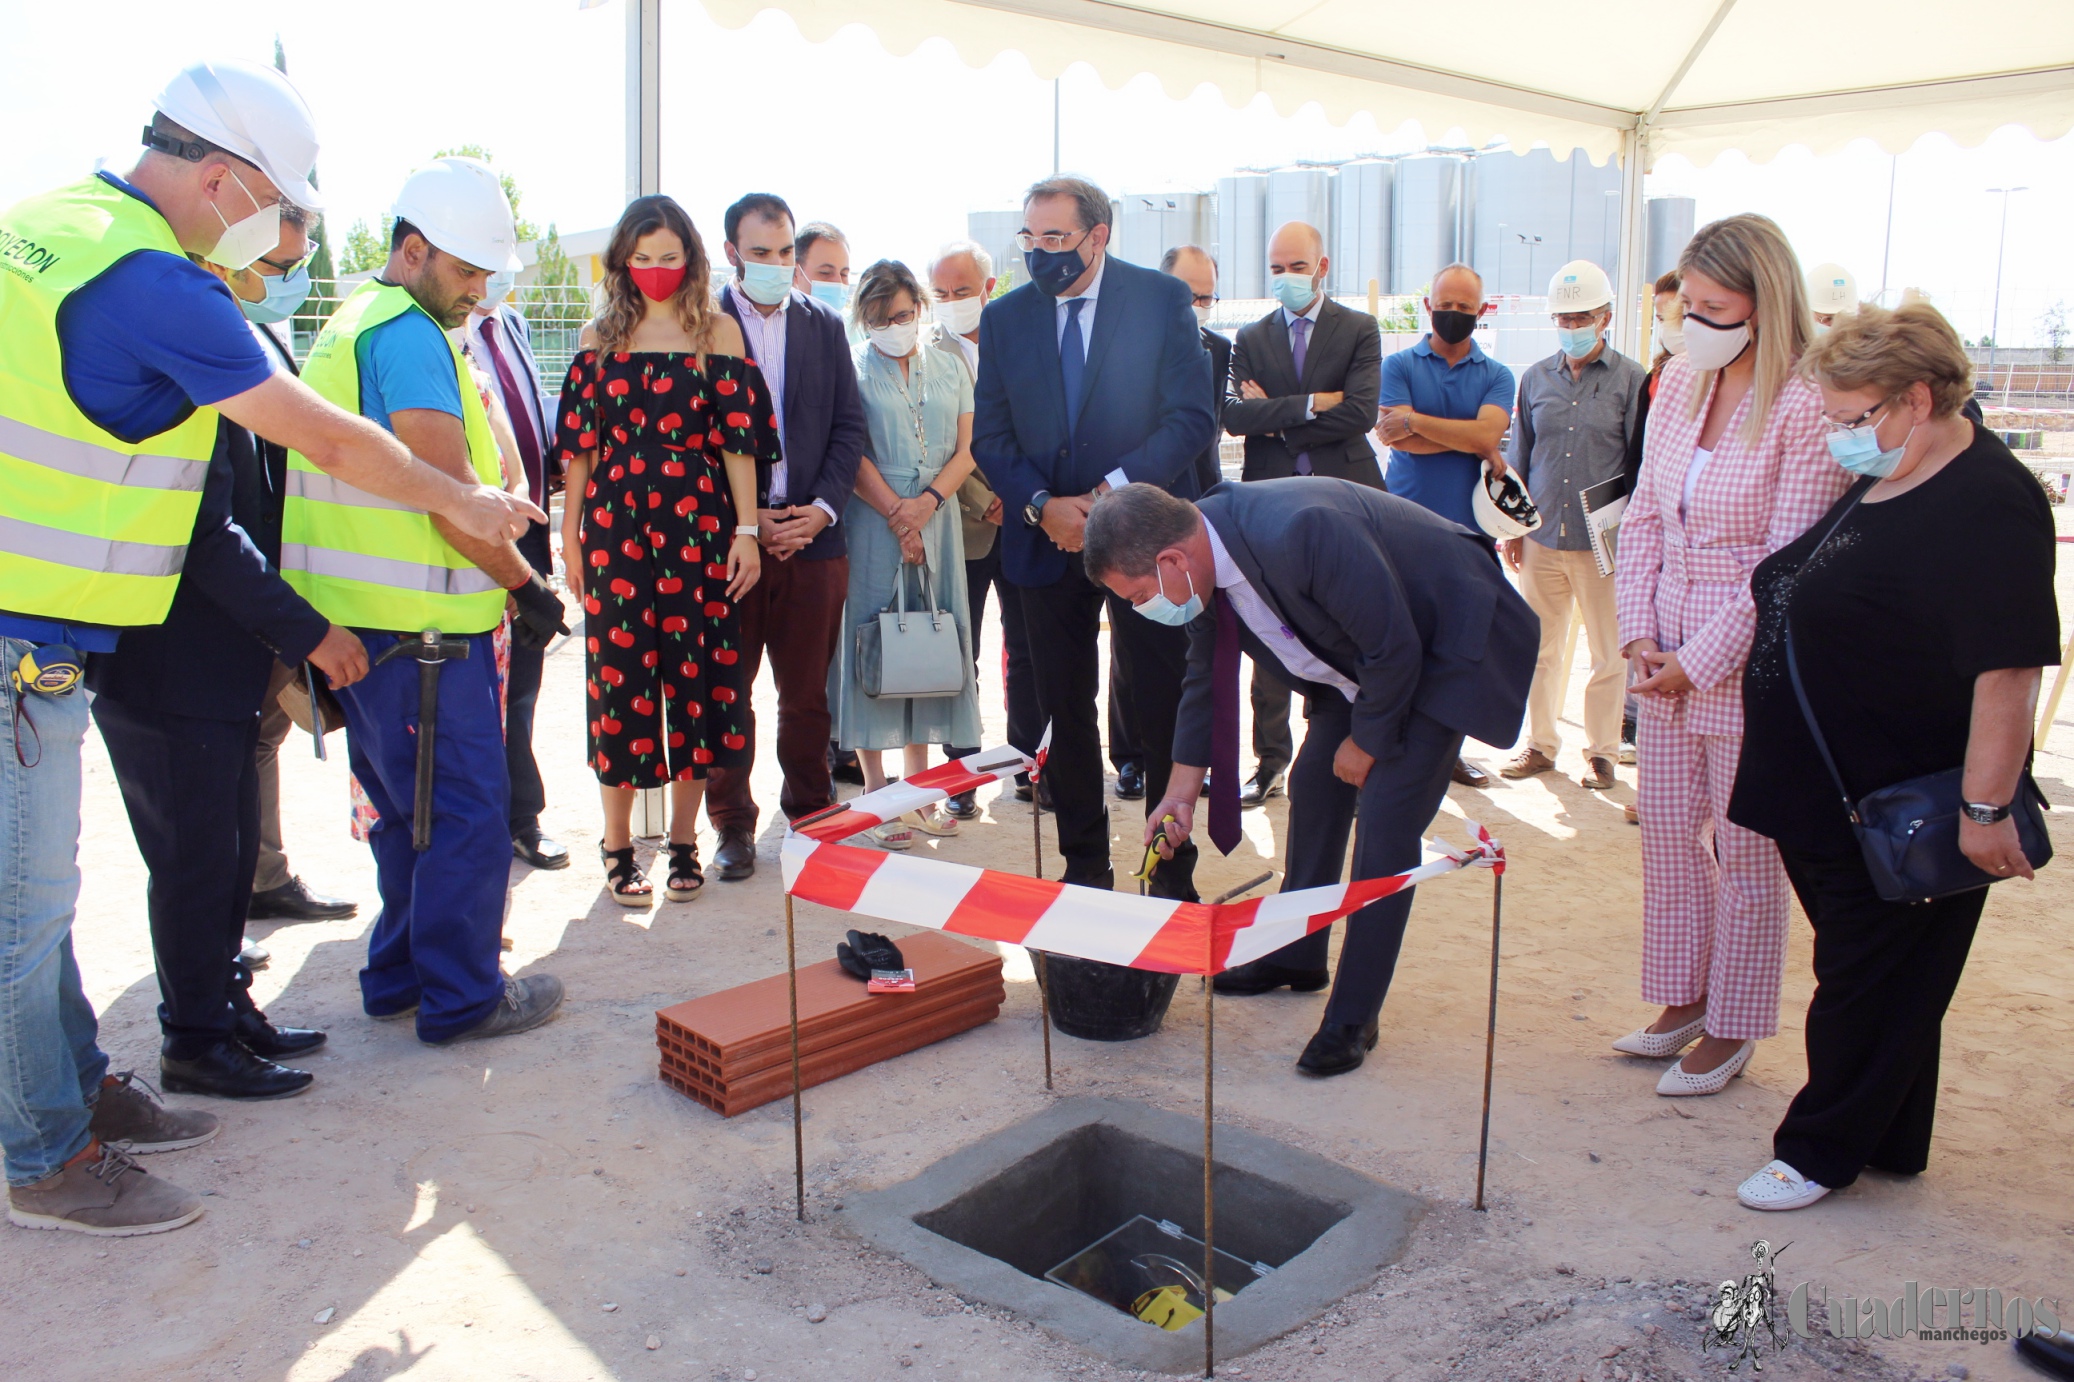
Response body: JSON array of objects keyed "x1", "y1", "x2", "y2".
[
  {"x1": 1614, "y1": 123, "x2": 1651, "y2": 361},
  {"x1": 625, "y1": 0, "x2": 659, "y2": 202}
]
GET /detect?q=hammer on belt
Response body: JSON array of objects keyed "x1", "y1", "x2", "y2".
[{"x1": 373, "y1": 629, "x2": 471, "y2": 852}]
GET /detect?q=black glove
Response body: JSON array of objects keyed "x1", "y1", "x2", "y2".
[
  {"x1": 836, "y1": 929, "x2": 905, "y2": 981},
  {"x1": 508, "y1": 570, "x2": 569, "y2": 650}
]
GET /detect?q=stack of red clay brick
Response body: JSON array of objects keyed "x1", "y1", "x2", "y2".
[{"x1": 656, "y1": 931, "x2": 1005, "y2": 1117}]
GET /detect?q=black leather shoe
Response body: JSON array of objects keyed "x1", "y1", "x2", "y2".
[
  {"x1": 1013, "y1": 781, "x2": 1033, "y2": 802},
  {"x1": 233, "y1": 1008, "x2": 327, "y2": 1059},
  {"x1": 1016, "y1": 780, "x2": 1054, "y2": 811},
  {"x1": 1451, "y1": 758, "x2": 1493, "y2": 790},
  {"x1": 161, "y1": 1041, "x2": 313, "y2": 1100},
  {"x1": 1296, "y1": 1019, "x2": 1381, "y2": 1077},
  {"x1": 1239, "y1": 770, "x2": 1284, "y2": 808},
  {"x1": 2016, "y1": 1326, "x2": 2074, "y2": 1380},
  {"x1": 1115, "y1": 760, "x2": 1146, "y2": 801},
  {"x1": 512, "y1": 828, "x2": 571, "y2": 870},
  {"x1": 945, "y1": 790, "x2": 980, "y2": 821},
  {"x1": 248, "y1": 876, "x2": 358, "y2": 922},
  {"x1": 1213, "y1": 959, "x2": 1331, "y2": 996},
  {"x1": 830, "y1": 745, "x2": 865, "y2": 786},
  {"x1": 714, "y1": 828, "x2": 757, "y2": 881}
]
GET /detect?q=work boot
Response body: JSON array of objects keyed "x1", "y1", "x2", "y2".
[
  {"x1": 87, "y1": 1072, "x2": 220, "y2": 1153},
  {"x1": 431, "y1": 974, "x2": 565, "y2": 1045},
  {"x1": 8, "y1": 1141, "x2": 204, "y2": 1237}
]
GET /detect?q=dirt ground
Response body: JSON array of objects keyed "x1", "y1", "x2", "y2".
[{"x1": 5, "y1": 516, "x2": 2072, "y2": 1382}]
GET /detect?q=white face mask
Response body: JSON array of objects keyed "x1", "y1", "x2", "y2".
[
  {"x1": 208, "y1": 167, "x2": 282, "y2": 273},
  {"x1": 935, "y1": 295, "x2": 984, "y2": 336},
  {"x1": 1192, "y1": 304, "x2": 1214, "y2": 329},
  {"x1": 1682, "y1": 313, "x2": 1752, "y2": 372},
  {"x1": 868, "y1": 318, "x2": 919, "y2": 358},
  {"x1": 1656, "y1": 319, "x2": 1686, "y2": 356}
]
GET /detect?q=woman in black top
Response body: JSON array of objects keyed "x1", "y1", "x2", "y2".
[{"x1": 1726, "y1": 303, "x2": 2059, "y2": 1211}]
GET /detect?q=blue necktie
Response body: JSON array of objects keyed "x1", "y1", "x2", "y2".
[{"x1": 1060, "y1": 298, "x2": 1086, "y2": 436}]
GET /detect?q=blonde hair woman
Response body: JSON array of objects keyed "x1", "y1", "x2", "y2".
[{"x1": 1612, "y1": 215, "x2": 1852, "y2": 1096}]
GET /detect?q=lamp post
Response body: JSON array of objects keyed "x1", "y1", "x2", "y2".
[
  {"x1": 1986, "y1": 186, "x2": 2028, "y2": 403},
  {"x1": 1517, "y1": 232, "x2": 1544, "y2": 298}
]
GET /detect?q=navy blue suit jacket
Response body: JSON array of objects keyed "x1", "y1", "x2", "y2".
[
  {"x1": 973, "y1": 255, "x2": 1214, "y2": 587},
  {"x1": 719, "y1": 286, "x2": 868, "y2": 562}
]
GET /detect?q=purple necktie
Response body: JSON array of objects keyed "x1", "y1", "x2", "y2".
[
  {"x1": 1290, "y1": 316, "x2": 1313, "y2": 476},
  {"x1": 1209, "y1": 593, "x2": 1242, "y2": 856},
  {"x1": 480, "y1": 315, "x2": 544, "y2": 506}
]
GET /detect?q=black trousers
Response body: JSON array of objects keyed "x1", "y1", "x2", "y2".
[
  {"x1": 1017, "y1": 554, "x2": 1196, "y2": 894},
  {"x1": 1261, "y1": 696, "x2": 1462, "y2": 1026},
  {"x1": 1772, "y1": 845, "x2": 1985, "y2": 1190},
  {"x1": 505, "y1": 521, "x2": 552, "y2": 833},
  {"x1": 1106, "y1": 648, "x2": 1141, "y2": 771},
  {"x1": 1250, "y1": 660, "x2": 1294, "y2": 780},
  {"x1": 947, "y1": 542, "x2": 1041, "y2": 774},
  {"x1": 92, "y1": 697, "x2": 263, "y2": 1057}
]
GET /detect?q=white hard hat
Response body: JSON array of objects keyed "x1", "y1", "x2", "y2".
[
  {"x1": 1546, "y1": 260, "x2": 1613, "y2": 314},
  {"x1": 151, "y1": 59, "x2": 323, "y2": 211},
  {"x1": 390, "y1": 157, "x2": 523, "y2": 273},
  {"x1": 1807, "y1": 263, "x2": 1858, "y2": 318},
  {"x1": 1472, "y1": 463, "x2": 1543, "y2": 540}
]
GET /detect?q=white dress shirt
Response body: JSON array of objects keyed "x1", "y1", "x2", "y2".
[
  {"x1": 1280, "y1": 292, "x2": 1324, "y2": 421},
  {"x1": 727, "y1": 281, "x2": 838, "y2": 526},
  {"x1": 1206, "y1": 522, "x2": 1358, "y2": 701}
]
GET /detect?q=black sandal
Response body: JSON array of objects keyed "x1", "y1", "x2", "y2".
[
  {"x1": 601, "y1": 844, "x2": 652, "y2": 907},
  {"x1": 664, "y1": 841, "x2": 704, "y2": 903}
]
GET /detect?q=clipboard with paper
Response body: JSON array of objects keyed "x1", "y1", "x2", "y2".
[{"x1": 1578, "y1": 473, "x2": 1629, "y2": 578}]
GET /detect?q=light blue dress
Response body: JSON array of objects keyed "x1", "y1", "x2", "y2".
[{"x1": 829, "y1": 341, "x2": 982, "y2": 750}]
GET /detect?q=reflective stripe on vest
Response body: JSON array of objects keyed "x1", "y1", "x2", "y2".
[
  {"x1": 280, "y1": 281, "x2": 506, "y2": 634},
  {"x1": 0, "y1": 178, "x2": 219, "y2": 625}
]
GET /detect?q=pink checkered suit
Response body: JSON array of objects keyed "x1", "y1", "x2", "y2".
[{"x1": 1615, "y1": 356, "x2": 1849, "y2": 1039}]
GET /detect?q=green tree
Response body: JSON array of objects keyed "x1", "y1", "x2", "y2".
[
  {"x1": 525, "y1": 223, "x2": 585, "y2": 332},
  {"x1": 337, "y1": 217, "x2": 392, "y2": 275},
  {"x1": 431, "y1": 145, "x2": 539, "y2": 243},
  {"x1": 2042, "y1": 301, "x2": 2068, "y2": 365}
]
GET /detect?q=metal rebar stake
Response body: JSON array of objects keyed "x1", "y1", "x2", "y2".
[
  {"x1": 1203, "y1": 919, "x2": 1217, "y2": 1379},
  {"x1": 1474, "y1": 871, "x2": 1503, "y2": 1212},
  {"x1": 785, "y1": 891, "x2": 805, "y2": 1223},
  {"x1": 1033, "y1": 796, "x2": 1053, "y2": 1091}
]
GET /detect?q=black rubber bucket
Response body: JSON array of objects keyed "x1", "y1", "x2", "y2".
[{"x1": 1038, "y1": 953, "x2": 1179, "y2": 1042}]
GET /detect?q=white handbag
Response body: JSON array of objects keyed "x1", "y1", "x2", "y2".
[{"x1": 855, "y1": 560, "x2": 968, "y2": 699}]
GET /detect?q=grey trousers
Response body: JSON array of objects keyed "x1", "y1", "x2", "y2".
[{"x1": 252, "y1": 660, "x2": 296, "y2": 894}]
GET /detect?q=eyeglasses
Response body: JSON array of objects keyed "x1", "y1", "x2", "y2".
[
  {"x1": 1822, "y1": 398, "x2": 1894, "y2": 432},
  {"x1": 1552, "y1": 311, "x2": 1602, "y2": 328},
  {"x1": 1191, "y1": 293, "x2": 1218, "y2": 309},
  {"x1": 257, "y1": 239, "x2": 320, "y2": 277},
  {"x1": 1014, "y1": 227, "x2": 1089, "y2": 254}
]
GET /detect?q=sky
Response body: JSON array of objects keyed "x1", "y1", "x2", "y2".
[{"x1": 6, "y1": 0, "x2": 2069, "y2": 346}]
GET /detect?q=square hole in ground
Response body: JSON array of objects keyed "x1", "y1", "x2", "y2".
[{"x1": 840, "y1": 1097, "x2": 1424, "y2": 1374}]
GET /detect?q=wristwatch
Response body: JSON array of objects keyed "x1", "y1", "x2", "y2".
[
  {"x1": 1962, "y1": 800, "x2": 2013, "y2": 825},
  {"x1": 1023, "y1": 489, "x2": 1052, "y2": 527}
]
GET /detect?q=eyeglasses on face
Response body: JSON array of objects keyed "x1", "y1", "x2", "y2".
[
  {"x1": 1821, "y1": 397, "x2": 1895, "y2": 432},
  {"x1": 1014, "y1": 227, "x2": 1089, "y2": 254}
]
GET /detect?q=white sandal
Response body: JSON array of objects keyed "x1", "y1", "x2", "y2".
[
  {"x1": 904, "y1": 806, "x2": 960, "y2": 838},
  {"x1": 1611, "y1": 1013, "x2": 1707, "y2": 1058},
  {"x1": 1737, "y1": 1159, "x2": 1829, "y2": 1211},
  {"x1": 866, "y1": 821, "x2": 914, "y2": 851},
  {"x1": 1655, "y1": 1039, "x2": 1753, "y2": 1096}
]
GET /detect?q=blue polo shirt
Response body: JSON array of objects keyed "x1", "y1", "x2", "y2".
[
  {"x1": 1378, "y1": 335, "x2": 1516, "y2": 531},
  {"x1": 355, "y1": 298, "x2": 465, "y2": 433}
]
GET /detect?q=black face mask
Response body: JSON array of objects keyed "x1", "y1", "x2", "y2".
[{"x1": 1430, "y1": 309, "x2": 1478, "y2": 345}]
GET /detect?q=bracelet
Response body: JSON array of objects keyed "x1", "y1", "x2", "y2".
[
  {"x1": 735, "y1": 524, "x2": 759, "y2": 537},
  {"x1": 923, "y1": 485, "x2": 946, "y2": 510}
]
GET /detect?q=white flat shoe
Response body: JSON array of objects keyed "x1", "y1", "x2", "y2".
[
  {"x1": 1655, "y1": 1039, "x2": 1753, "y2": 1096},
  {"x1": 1611, "y1": 1014, "x2": 1707, "y2": 1058},
  {"x1": 1737, "y1": 1159, "x2": 1829, "y2": 1211}
]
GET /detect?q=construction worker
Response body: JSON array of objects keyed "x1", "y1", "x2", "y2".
[
  {"x1": 283, "y1": 157, "x2": 570, "y2": 1049},
  {"x1": 1807, "y1": 263, "x2": 1859, "y2": 331},
  {"x1": 1, "y1": 60, "x2": 542, "y2": 1239}
]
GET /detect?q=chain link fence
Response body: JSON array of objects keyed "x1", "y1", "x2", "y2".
[{"x1": 287, "y1": 280, "x2": 598, "y2": 391}]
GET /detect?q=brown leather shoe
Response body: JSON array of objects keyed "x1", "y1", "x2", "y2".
[
  {"x1": 713, "y1": 828, "x2": 756, "y2": 881},
  {"x1": 1624, "y1": 801, "x2": 1639, "y2": 825},
  {"x1": 1580, "y1": 756, "x2": 1617, "y2": 790},
  {"x1": 1500, "y1": 748, "x2": 1556, "y2": 780},
  {"x1": 1451, "y1": 758, "x2": 1493, "y2": 789}
]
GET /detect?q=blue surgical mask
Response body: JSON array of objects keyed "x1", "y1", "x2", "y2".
[
  {"x1": 240, "y1": 265, "x2": 311, "y2": 325},
  {"x1": 1556, "y1": 324, "x2": 1600, "y2": 359},
  {"x1": 809, "y1": 280, "x2": 848, "y2": 310},
  {"x1": 737, "y1": 259, "x2": 794, "y2": 306},
  {"x1": 1270, "y1": 271, "x2": 1317, "y2": 315},
  {"x1": 1024, "y1": 244, "x2": 1088, "y2": 298},
  {"x1": 1134, "y1": 565, "x2": 1203, "y2": 627},
  {"x1": 1826, "y1": 418, "x2": 1916, "y2": 478},
  {"x1": 482, "y1": 269, "x2": 515, "y2": 306}
]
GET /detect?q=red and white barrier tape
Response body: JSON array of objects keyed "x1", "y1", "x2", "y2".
[{"x1": 783, "y1": 747, "x2": 1504, "y2": 976}]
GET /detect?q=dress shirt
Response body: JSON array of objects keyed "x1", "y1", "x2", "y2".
[
  {"x1": 1048, "y1": 254, "x2": 1133, "y2": 493},
  {"x1": 945, "y1": 329, "x2": 979, "y2": 377},
  {"x1": 728, "y1": 281, "x2": 838, "y2": 526},
  {"x1": 1206, "y1": 522, "x2": 1357, "y2": 701},
  {"x1": 463, "y1": 307, "x2": 552, "y2": 507},
  {"x1": 1507, "y1": 345, "x2": 1647, "y2": 550},
  {"x1": 1280, "y1": 294, "x2": 1324, "y2": 422}
]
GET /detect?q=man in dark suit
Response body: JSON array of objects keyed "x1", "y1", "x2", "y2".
[
  {"x1": 1084, "y1": 479, "x2": 1536, "y2": 1076},
  {"x1": 709, "y1": 193, "x2": 869, "y2": 880},
  {"x1": 973, "y1": 176, "x2": 1215, "y2": 898},
  {"x1": 1221, "y1": 221, "x2": 1383, "y2": 809}
]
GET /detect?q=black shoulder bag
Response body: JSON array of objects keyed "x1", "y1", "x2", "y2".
[{"x1": 1783, "y1": 483, "x2": 2052, "y2": 904}]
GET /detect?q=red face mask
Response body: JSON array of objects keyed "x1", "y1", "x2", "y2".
[{"x1": 629, "y1": 264, "x2": 688, "y2": 302}]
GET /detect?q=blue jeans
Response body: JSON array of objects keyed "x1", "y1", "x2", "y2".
[{"x1": 0, "y1": 639, "x2": 107, "y2": 1186}]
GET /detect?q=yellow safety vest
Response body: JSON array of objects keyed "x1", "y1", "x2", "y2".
[
  {"x1": 0, "y1": 177, "x2": 218, "y2": 626},
  {"x1": 281, "y1": 281, "x2": 506, "y2": 634}
]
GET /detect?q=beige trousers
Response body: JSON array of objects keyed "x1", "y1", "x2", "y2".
[{"x1": 1519, "y1": 541, "x2": 1623, "y2": 762}]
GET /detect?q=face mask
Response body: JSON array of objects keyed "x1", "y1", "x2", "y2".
[
  {"x1": 1826, "y1": 414, "x2": 1916, "y2": 478},
  {"x1": 482, "y1": 269, "x2": 515, "y2": 306},
  {"x1": 1656, "y1": 319, "x2": 1686, "y2": 356},
  {"x1": 1429, "y1": 308, "x2": 1477, "y2": 345},
  {"x1": 240, "y1": 264, "x2": 310, "y2": 325},
  {"x1": 1682, "y1": 312, "x2": 1752, "y2": 371},
  {"x1": 867, "y1": 319, "x2": 918, "y2": 358},
  {"x1": 1556, "y1": 324, "x2": 1600, "y2": 359},
  {"x1": 936, "y1": 294, "x2": 984, "y2": 336},
  {"x1": 1192, "y1": 304, "x2": 1214, "y2": 329},
  {"x1": 1270, "y1": 272, "x2": 1317, "y2": 315},
  {"x1": 1024, "y1": 242, "x2": 1088, "y2": 298},
  {"x1": 1134, "y1": 563, "x2": 1203, "y2": 627},
  {"x1": 1813, "y1": 320, "x2": 1831, "y2": 337},
  {"x1": 809, "y1": 280, "x2": 848, "y2": 311},
  {"x1": 208, "y1": 168, "x2": 282, "y2": 273},
  {"x1": 737, "y1": 258, "x2": 793, "y2": 306},
  {"x1": 631, "y1": 263, "x2": 688, "y2": 302}
]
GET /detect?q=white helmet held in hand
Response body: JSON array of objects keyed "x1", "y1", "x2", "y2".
[
  {"x1": 1546, "y1": 260, "x2": 1613, "y2": 314},
  {"x1": 391, "y1": 157, "x2": 523, "y2": 272},
  {"x1": 150, "y1": 59, "x2": 324, "y2": 211},
  {"x1": 1807, "y1": 263, "x2": 1858, "y2": 320},
  {"x1": 1472, "y1": 462, "x2": 1543, "y2": 540}
]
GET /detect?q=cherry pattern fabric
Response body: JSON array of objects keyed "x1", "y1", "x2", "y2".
[{"x1": 554, "y1": 348, "x2": 779, "y2": 788}]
